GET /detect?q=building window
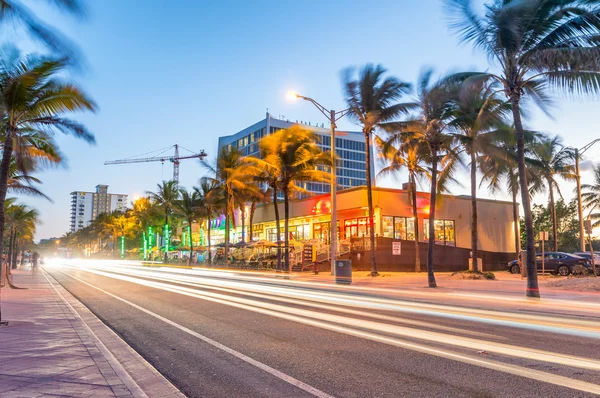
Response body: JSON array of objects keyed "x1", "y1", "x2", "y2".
[
  {"x1": 382, "y1": 216, "x2": 416, "y2": 240},
  {"x1": 423, "y1": 219, "x2": 455, "y2": 246},
  {"x1": 344, "y1": 217, "x2": 374, "y2": 239}
]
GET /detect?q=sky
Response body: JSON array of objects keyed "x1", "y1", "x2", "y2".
[{"x1": 13, "y1": 0, "x2": 600, "y2": 240}]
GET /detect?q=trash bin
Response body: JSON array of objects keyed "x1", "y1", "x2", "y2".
[{"x1": 335, "y1": 259, "x2": 352, "y2": 284}]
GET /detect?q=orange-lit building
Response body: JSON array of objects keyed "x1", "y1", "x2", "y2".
[{"x1": 242, "y1": 186, "x2": 518, "y2": 271}]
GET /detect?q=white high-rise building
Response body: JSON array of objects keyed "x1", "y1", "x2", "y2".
[{"x1": 70, "y1": 185, "x2": 128, "y2": 233}]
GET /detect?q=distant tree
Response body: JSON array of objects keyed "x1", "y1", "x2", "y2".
[
  {"x1": 581, "y1": 165, "x2": 600, "y2": 229},
  {"x1": 532, "y1": 136, "x2": 576, "y2": 251},
  {"x1": 521, "y1": 199, "x2": 580, "y2": 254},
  {"x1": 175, "y1": 189, "x2": 202, "y2": 265},
  {"x1": 146, "y1": 181, "x2": 180, "y2": 262}
]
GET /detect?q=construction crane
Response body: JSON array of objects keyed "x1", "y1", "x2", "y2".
[{"x1": 104, "y1": 144, "x2": 207, "y2": 183}]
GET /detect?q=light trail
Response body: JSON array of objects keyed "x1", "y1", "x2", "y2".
[
  {"x1": 62, "y1": 261, "x2": 600, "y2": 339},
  {"x1": 52, "y1": 264, "x2": 600, "y2": 396}
]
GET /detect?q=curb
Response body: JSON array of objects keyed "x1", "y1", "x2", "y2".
[{"x1": 42, "y1": 268, "x2": 185, "y2": 398}]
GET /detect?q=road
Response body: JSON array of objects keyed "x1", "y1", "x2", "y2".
[{"x1": 44, "y1": 260, "x2": 600, "y2": 398}]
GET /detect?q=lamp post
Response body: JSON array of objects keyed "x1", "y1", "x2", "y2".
[
  {"x1": 289, "y1": 92, "x2": 350, "y2": 274},
  {"x1": 574, "y1": 139, "x2": 600, "y2": 252}
]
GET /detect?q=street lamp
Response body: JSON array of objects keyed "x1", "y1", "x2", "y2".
[
  {"x1": 574, "y1": 139, "x2": 600, "y2": 252},
  {"x1": 289, "y1": 92, "x2": 351, "y2": 274}
]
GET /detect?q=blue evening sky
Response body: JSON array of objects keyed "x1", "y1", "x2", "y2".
[{"x1": 18, "y1": 0, "x2": 600, "y2": 240}]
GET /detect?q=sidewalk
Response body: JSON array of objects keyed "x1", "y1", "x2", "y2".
[{"x1": 0, "y1": 268, "x2": 184, "y2": 398}]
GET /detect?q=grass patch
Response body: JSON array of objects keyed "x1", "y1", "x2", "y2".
[{"x1": 450, "y1": 270, "x2": 496, "y2": 280}]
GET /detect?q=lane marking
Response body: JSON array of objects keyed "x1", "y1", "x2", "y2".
[
  {"x1": 56, "y1": 266, "x2": 600, "y2": 396},
  {"x1": 52, "y1": 268, "x2": 335, "y2": 398}
]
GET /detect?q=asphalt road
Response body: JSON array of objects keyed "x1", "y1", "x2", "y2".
[{"x1": 44, "y1": 261, "x2": 600, "y2": 398}]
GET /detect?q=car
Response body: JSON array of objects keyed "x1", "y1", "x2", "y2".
[
  {"x1": 573, "y1": 252, "x2": 600, "y2": 275},
  {"x1": 506, "y1": 252, "x2": 591, "y2": 276}
]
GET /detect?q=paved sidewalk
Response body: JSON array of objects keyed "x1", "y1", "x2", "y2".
[{"x1": 0, "y1": 268, "x2": 185, "y2": 398}]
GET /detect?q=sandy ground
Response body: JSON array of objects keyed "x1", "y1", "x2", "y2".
[{"x1": 543, "y1": 277, "x2": 600, "y2": 292}]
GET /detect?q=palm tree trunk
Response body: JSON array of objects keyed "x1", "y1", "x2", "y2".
[
  {"x1": 273, "y1": 185, "x2": 282, "y2": 271},
  {"x1": 188, "y1": 218, "x2": 194, "y2": 266},
  {"x1": 511, "y1": 95, "x2": 539, "y2": 298},
  {"x1": 427, "y1": 150, "x2": 438, "y2": 288},
  {"x1": 240, "y1": 204, "x2": 246, "y2": 243},
  {"x1": 548, "y1": 181, "x2": 558, "y2": 251},
  {"x1": 11, "y1": 233, "x2": 19, "y2": 269},
  {"x1": 249, "y1": 201, "x2": 256, "y2": 242},
  {"x1": 470, "y1": 150, "x2": 479, "y2": 272},
  {"x1": 410, "y1": 173, "x2": 421, "y2": 272},
  {"x1": 283, "y1": 185, "x2": 290, "y2": 274},
  {"x1": 225, "y1": 192, "x2": 230, "y2": 264},
  {"x1": 512, "y1": 187, "x2": 520, "y2": 258},
  {"x1": 0, "y1": 128, "x2": 15, "y2": 303},
  {"x1": 207, "y1": 214, "x2": 212, "y2": 264},
  {"x1": 7, "y1": 227, "x2": 14, "y2": 271},
  {"x1": 163, "y1": 212, "x2": 169, "y2": 263},
  {"x1": 364, "y1": 131, "x2": 378, "y2": 276}
]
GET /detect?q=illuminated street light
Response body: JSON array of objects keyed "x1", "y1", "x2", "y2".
[{"x1": 289, "y1": 92, "x2": 351, "y2": 275}]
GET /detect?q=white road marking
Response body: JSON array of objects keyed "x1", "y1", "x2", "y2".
[{"x1": 57, "y1": 270, "x2": 335, "y2": 398}]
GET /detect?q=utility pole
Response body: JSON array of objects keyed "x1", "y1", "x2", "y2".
[
  {"x1": 291, "y1": 93, "x2": 350, "y2": 275},
  {"x1": 573, "y1": 139, "x2": 600, "y2": 252}
]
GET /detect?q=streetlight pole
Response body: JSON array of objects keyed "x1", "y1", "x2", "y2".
[
  {"x1": 292, "y1": 93, "x2": 350, "y2": 275},
  {"x1": 574, "y1": 139, "x2": 600, "y2": 252}
]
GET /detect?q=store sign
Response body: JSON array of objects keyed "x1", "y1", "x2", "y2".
[
  {"x1": 303, "y1": 245, "x2": 315, "y2": 265},
  {"x1": 312, "y1": 199, "x2": 331, "y2": 215},
  {"x1": 392, "y1": 241, "x2": 401, "y2": 256},
  {"x1": 252, "y1": 224, "x2": 264, "y2": 232}
]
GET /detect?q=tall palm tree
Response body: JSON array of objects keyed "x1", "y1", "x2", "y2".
[
  {"x1": 248, "y1": 183, "x2": 270, "y2": 242},
  {"x1": 251, "y1": 147, "x2": 284, "y2": 270},
  {"x1": 533, "y1": 136, "x2": 576, "y2": 251},
  {"x1": 175, "y1": 189, "x2": 201, "y2": 265},
  {"x1": 196, "y1": 179, "x2": 219, "y2": 264},
  {"x1": 146, "y1": 180, "x2": 180, "y2": 263},
  {"x1": 448, "y1": 78, "x2": 511, "y2": 271},
  {"x1": 343, "y1": 64, "x2": 412, "y2": 276},
  {"x1": 0, "y1": 48, "x2": 95, "y2": 287},
  {"x1": 582, "y1": 165, "x2": 600, "y2": 229},
  {"x1": 392, "y1": 70, "x2": 460, "y2": 287},
  {"x1": 447, "y1": 0, "x2": 600, "y2": 297},
  {"x1": 131, "y1": 196, "x2": 160, "y2": 260},
  {"x1": 202, "y1": 148, "x2": 255, "y2": 264},
  {"x1": 377, "y1": 135, "x2": 430, "y2": 272},
  {"x1": 252, "y1": 126, "x2": 331, "y2": 273}
]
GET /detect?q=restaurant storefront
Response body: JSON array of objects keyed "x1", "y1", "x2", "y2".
[{"x1": 216, "y1": 186, "x2": 516, "y2": 271}]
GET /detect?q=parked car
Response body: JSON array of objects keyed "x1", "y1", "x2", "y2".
[
  {"x1": 573, "y1": 252, "x2": 600, "y2": 275},
  {"x1": 506, "y1": 252, "x2": 591, "y2": 276}
]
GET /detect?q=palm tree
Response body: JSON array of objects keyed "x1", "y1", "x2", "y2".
[
  {"x1": 251, "y1": 126, "x2": 330, "y2": 273},
  {"x1": 0, "y1": 0, "x2": 84, "y2": 59},
  {"x1": 251, "y1": 147, "x2": 284, "y2": 270},
  {"x1": 480, "y1": 130, "x2": 545, "y2": 259},
  {"x1": 447, "y1": 0, "x2": 600, "y2": 297},
  {"x1": 377, "y1": 136, "x2": 430, "y2": 272},
  {"x1": 343, "y1": 64, "x2": 412, "y2": 276},
  {"x1": 391, "y1": 70, "x2": 460, "y2": 287},
  {"x1": 146, "y1": 181, "x2": 180, "y2": 263},
  {"x1": 175, "y1": 189, "x2": 202, "y2": 265},
  {"x1": 131, "y1": 196, "x2": 160, "y2": 260},
  {"x1": 448, "y1": 78, "x2": 511, "y2": 271},
  {"x1": 248, "y1": 183, "x2": 270, "y2": 242},
  {"x1": 533, "y1": 136, "x2": 576, "y2": 251},
  {"x1": 202, "y1": 148, "x2": 255, "y2": 264},
  {"x1": 196, "y1": 179, "x2": 219, "y2": 264},
  {"x1": 582, "y1": 165, "x2": 600, "y2": 228},
  {"x1": 0, "y1": 48, "x2": 95, "y2": 286}
]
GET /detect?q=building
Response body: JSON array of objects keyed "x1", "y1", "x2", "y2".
[
  {"x1": 206, "y1": 186, "x2": 517, "y2": 271},
  {"x1": 70, "y1": 185, "x2": 128, "y2": 233},
  {"x1": 217, "y1": 112, "x2": 374, "y2": 194}
]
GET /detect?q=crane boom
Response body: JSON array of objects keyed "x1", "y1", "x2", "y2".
[{"x1": 104, "y1": 145, "x2": 207, "y2": 183}]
